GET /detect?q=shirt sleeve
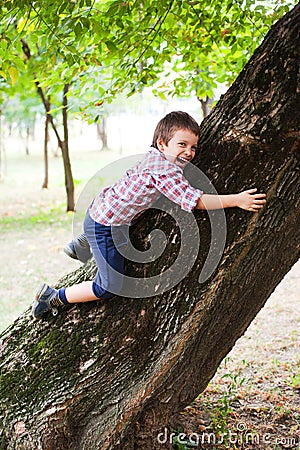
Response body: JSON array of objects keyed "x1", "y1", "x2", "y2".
[{"x1": 150, "y1": 166, "x2": 203, "y2": 212}]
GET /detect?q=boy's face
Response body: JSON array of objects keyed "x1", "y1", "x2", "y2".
[{"x1": 157, "y1": 128, "x2": 198, "y2": 168}]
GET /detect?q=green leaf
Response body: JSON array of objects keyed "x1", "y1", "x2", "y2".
[
  {"x1": 74, "y1": 22, "x2": 83, "y2": 38},
  {"x1": 58, "y1": 1, "x2": 70, "y2": 15},
  {"x1": 107, "y1": 1, "x2": 123, "y2": 16},
  {"x1": 81, "y1": 18, "x2": 90, "y2": 28},
  {"x1": 8, "y1": 66, "x2": 18, "y2": 85},
  {"x1": 105, "y1": 40, "x2": 118, "y2": 52}
]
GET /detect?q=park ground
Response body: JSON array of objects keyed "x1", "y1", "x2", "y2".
[{"x1": 0, "y1": 138, "x2": 299, "y2": 450}]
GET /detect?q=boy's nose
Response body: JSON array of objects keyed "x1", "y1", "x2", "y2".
[{"x1": 184, "y1": 149, "x2": 193, "y2": 157}]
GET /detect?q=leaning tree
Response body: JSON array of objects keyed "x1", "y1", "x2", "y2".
[{"x1": 0, "y1": 4, "x2": 299, "y2": 450}]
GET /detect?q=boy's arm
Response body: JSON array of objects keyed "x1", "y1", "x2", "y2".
[{"x1": 196, "y1": 188, "x2": 266, "y2": 212}]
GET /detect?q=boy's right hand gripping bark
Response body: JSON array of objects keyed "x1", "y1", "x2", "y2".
[{"x1": 236, "y1": 188, "x2": 266, "y2": 212}]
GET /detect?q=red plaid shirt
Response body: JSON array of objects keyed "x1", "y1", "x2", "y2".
[{"x1": 89, "y1": 147, "x2": 203, "y2": 225}]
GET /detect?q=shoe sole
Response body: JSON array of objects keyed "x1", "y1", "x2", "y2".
[
  {"x1": 64, "y1": 244, "x2": 92, "y2": 264},
  {"x1": 32, "y1": 283, "x2": 48, "y2": 320},
  {"x1": 63, "y1": 245, "x2": 78, "y2": 260},
  {"x1": 32, "y1": 283, "x2": 58, "y2": 319}
]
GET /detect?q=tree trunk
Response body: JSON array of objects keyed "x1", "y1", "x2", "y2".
[
  {"x1": 96, "y1": 117, "x2": 108, "y2": 150},
  {"x1": 198, "y1": 96, "x2": 212, "y2": 118},
  {"x1": 37, "y1": 84, "x2": 74, "y2": 210},
  {"x1": 61, "y1": 84, "x2": 75, "y2": 212},
  {"x1": 25, "y1": 125, "x2": 31, "y2": 156},
  {"x1": 42, "y1": 111, "x2": 50, "y2": 189},
  {"x1": 1, "y1": 6, "x2": 299, "y2": 450},
  {"x1": 21, "y1": 40, "x2": 75, "y2": 211}
]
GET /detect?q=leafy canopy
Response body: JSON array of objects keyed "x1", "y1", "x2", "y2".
[{"x1": 0, "y1": 0, "x2": 297, "y2": 107}]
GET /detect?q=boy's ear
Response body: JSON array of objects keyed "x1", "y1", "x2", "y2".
[{"x1": 157, "y1": 137, "x2": 165, "y2": 151}]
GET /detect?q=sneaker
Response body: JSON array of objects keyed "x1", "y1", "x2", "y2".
[
  {"x1": 63, "y1": 233, "x2": 92, "y2": 263},
  {"x1": 32, "y1": 283, "x2": 64, "y2": 319}
]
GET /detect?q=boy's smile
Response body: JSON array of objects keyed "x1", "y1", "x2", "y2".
[{"x1": 157, "y1": 128, "x2": 198, "y2": 168}]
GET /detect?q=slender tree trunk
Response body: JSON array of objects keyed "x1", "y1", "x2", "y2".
[
  {"x1": 198, "y1": 96, "x2": 212, "y2": 118},
  {"x1": 21, "y1": 39, "x2": 75, "y2": 211},
  {"x1": 61, "y1": 84, "x2": 75, "y2": 211},
  {"x1": 36, "y1": 83, "x2": 74, "y2": 210},
  {"x1": 96, "y1": 117, "x2": 108, "y2": 150},
  {"x1": 42, "y1": 111, "x2": 50, "y2": 189},
  {"x1": 25, "y1": 125, "x2": 30, "y2": 155},
  {"x1": 1, "y1": 6, "x2": 299, "y2": 450}
]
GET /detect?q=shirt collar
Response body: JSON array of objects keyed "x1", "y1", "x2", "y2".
[
  {"x1": 149, "y1": 146, "x2": 167, "y2": 160},
  {"x1": 148, "y1": 146, "x2": 184, "y2": 172}
]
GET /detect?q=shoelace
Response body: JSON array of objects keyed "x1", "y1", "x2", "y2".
[{"x1": 50, "y1": 296, "x2": 64, "y2": 307}]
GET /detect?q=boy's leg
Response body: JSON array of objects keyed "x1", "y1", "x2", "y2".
[
  {"x1": 32, "y1": 216, "x2": 125, "y2": 319},
  {"x1": 32, "y1": 281, "x2": 98, "y2": 319},
  {"x1": 60, "y1": 222, "x2": 125, "y2": 304},
  {"x1": 84, "y1": 214, "x2": 125, "y2": 299},
  {"x1": 65, "y1": 281, "x2": 98, "y2": 303},
  {"x1": 32, "y1": 283, "x2": 65, "y2": 319}
]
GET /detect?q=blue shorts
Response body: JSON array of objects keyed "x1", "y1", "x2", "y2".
[{"x1": 84, "y1": 211, "x2": 128, "y2": 299}]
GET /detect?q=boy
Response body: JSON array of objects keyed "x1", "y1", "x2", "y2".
[{"x1": 32, "y1": 111, "x2": 266, "y2": 319}]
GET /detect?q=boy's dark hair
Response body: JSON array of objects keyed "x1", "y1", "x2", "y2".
[{"x1": 151, "y1": 111, "x2": 200, "y2": 149}]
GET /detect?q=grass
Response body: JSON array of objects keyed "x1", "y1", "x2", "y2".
[
  {"x1": 0, "y1": 203, "x2": 71, "y2": 232},
  {"x1": 289, "y1": 368, "x2": 300, "y2": 389}
]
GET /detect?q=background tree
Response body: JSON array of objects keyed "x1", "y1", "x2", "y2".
[
  {"x1": 0, "y1": 4, "x2": 299, "y2": 449},
  {"x1": 21, "y1": 38, "x2": 75, "y2": 210},
  {"x1": 1, "y1": 91, "x2": 42, "y2": 154}
]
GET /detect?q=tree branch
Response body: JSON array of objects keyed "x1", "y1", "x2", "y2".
[{"x1": 132, "y1": 0, "x2": 175, "y2": 66}]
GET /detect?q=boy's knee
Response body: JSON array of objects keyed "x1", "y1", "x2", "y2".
[{"x1": 92, "y1": 281, "x2": 115, "y2": 299}]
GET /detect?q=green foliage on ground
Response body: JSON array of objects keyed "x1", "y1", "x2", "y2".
[{"x1": 0, "y1": 203, "x2": 70, "y2": 232}]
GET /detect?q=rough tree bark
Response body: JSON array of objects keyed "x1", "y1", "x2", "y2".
[{"x1": 0, "y1": 5, "x2": 299, "y2": 450}]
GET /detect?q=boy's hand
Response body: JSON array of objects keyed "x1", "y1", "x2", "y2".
[{"x1": 236, "y1": 188, "x2": 266, "y2": 212}]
